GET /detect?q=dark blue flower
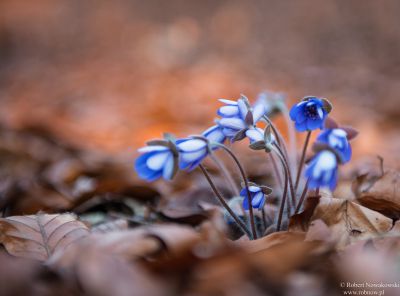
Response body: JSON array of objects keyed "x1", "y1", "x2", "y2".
[
  {"x1": 240, "y1": 185, "x2": 266, "y2": 210},
  {"x1": 135, "y1": 145, "x2": 177, "y2": 181},
  {"x1": 289, "y1": 97, "x2": 329, "y2": 132},
  {"x1": 202, "y1": 125, "x2": 226, "y2": 145},
  {"x1": 305, "y1": 150, "x2": 338, "y2": 191},
  {"x1": 316, "y1": 128, "x2": 352, "y2": 163},
  {"x1": 177, "y1": 137, "x2": 209, "y2": 171},
  {"x1": 217, "y1": 97, "x2": 266, "y2": 141}
]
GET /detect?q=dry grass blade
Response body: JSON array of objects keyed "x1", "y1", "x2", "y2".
[{"x1": 0, "y1": 213, "x2": 90, "y2": 261}]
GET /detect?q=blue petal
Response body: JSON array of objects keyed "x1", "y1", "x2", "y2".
[
  {"x1": 245, "y1": 128, "x2": 263, "y2": 143},
  {"x1": 252, "y1": 103, "x2": 266, "y2": 123},
  {"x1": 316, "y1": 129, "x2": 330, "y2": 143},
  {"x1": 177, "y1": 139, "x2": 207, "y2": 152},
  {"x1": 240, "y1": 187, "x2": 258, "y2": 197},
  {"x1": 135, "y1": 153, "x2": 163, "y2": 181},
  {"x1": 306, "y1": 118, "x2": 322, "y2": 131},
  {"x1": 186, "y1": 157, "x2": 205, "y2": 171},
  {"x1": 221, "y1": 127, "x2": 238, "y2": 137},
  {"x1": 295, "y1": 121, "x2": 308, "y2": 132},
  {"x1": 252, "y1": 192, "x2": 265, "y2": 209},
  {"x1": 237, "y1": 99, "x2": 248, "y2": 120},
  {"x1": 146, "y1": 151, "x2": 170, "y2": 170},
  {"x1": 219, "y1": 99, "x2": 238, "y2": 105},
  {"x1": 217, "y1": 105, "x2": 239, "y2": 117},
  {"x1": 296, "y1": 110, "x2": 307, "y2": 123},
  {"x1": 289, "y1": 101, "x2": 306, "y2": 121},
  {"x1": 203, "y1": 125, "x2": 226, "y2": 144},
  {"x1": 138, "y1": 146, "x2": 169, "y2": 153},
  {"x1": 218, "y1": 118, "x2": 246, "y2": 130},
  {"x1": 242, "y1": 196, "x2": 249, "y2": 210},
  {"x1": 180, "y1": 149, "x2": 207, "y2": 164},
  {"x1": 162, "y1": 154, "x2": 174, "y2": 180}
]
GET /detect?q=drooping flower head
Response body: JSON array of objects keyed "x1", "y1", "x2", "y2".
[
  {"x1": 305, "y1": 150, "x2": 338, "y2": 191},
  {"x1": 245, "y1": 127, "x2": 266, "y2": 144},
  {"x1": 217, "y1": 95, "x2": 266, "y2": 142},
  {"x1": 135, "y1": 135, "x2": 179, "y2": 181},
  {"x1": 289, "y1": 96, "x2": 331, "y2": 132},
  {"x1": 316, "y1": 128, "x2": 352, "y2": 163},
  {"x1": 240, "y1": 183, "x2": 272, "y2": 210},
  {"x1": 176, "y1": 136, "x2": 210, "y2": 171}
]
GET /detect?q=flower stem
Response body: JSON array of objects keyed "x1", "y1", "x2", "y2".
[
  {"x1": 269, "y1": 153, "x2": 283, "y2": 189},
  {"x1": 273, "y1": 143, "x2": 296, "y2": 211},
  {"x1": 198, "y1": 164, "x2": 252, "y2": 238},
  {"x1": 262, "y1": 207, "x2": 267, "y2": 230},
  {"x1": 275, "y1": 151, "x2": 289, "y2": 232},
  {"x1": 282, "y1": 105, "x2": 297, "y2": 172},
  {"x1": 214, "y1": 143, "x2": 258, "y2": 240},
  {"x1": 209, "y1": 152, "x2": 240, "y2": 196},
  {"x1": 294, "y1": 131, "x2": 312, "y2": 191},
  {"x1": 295, "y1": 179, "x2": 309, "y2": 214}
]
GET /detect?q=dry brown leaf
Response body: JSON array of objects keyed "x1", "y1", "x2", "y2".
[
  {"x1": 0, "y1": 213, "x2": 90, "y2": 261},
  {"x1": 308, "y1": 197, "x2": 392, "y2": 249},
  {"x1": 238, "y1": 231, "x2": 306, "y2": 254},
  {"x1": 355, "y1": 170, "x2": 400, "y2": 219},
  {"x1": 50, "y1": 223, "x2": 201, "y2": 266}
]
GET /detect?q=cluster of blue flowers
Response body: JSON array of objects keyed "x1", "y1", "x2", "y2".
[
  {"x1": 135, "y1": 94, "x2": 356, "y2": 215},
  {"x1": 289, "y1": 97, "x2": 353, "y2": 191},
  {"x1": 135, "y1": 95, "x2": 269, "y2": 179}
]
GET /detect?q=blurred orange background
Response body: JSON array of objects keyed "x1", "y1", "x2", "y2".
[{"x1": 0, "y1": 0, "x2": 399, "y2": 165}]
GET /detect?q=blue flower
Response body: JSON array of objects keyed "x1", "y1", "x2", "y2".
[
  {"x1": 305, "y1": 150, "x2": 338, "y2": 191},
  {"x1": 202, "y1": 125, "x2": 226, "y2": 145},
  {"x1": 135, "y1": 145, "x2": 177, "y2": 181},
  {"x1": 316, "y1": 128, "x2": 352, "y2": 163},
  {"x1": 245, "y1": 127, "x2": 265, "y2": 144},
  {"x1": 289, "y1": 97, "x2": 329, "y2": 132},
  {"x1": 177, "y1": 137, "x2": 209, "y2": 171},
  {"x1": 217, "y1": 96, "x2": 266, "y2": 141},
  {"x1": 240, "y1": 185, "x2": 266, "y2": 210}
]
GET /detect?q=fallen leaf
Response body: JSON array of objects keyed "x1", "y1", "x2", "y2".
[
  {"x1": 308, "y1": 197, "x2": 393, "y2": 249},
  {"x1": 0, "y1": 213, "x2": 90, "y2": 261},
  {"x1": 355, "y1": 170, "x2": 400, "y2": 219}
]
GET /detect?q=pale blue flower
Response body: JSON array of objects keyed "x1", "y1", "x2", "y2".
[
  {"x1": 240, "y1": 186, "x2": 266, "y2": 210},
  {"x1": 135, "y1": 145, "x2": 177, "y2": 181},
  {"x1": 217, "y1": 96, "x2": 266, "y2": 141},
  {"x1": 177, "y1": 137, "x2": 209, "y2": 171},
  {"x1": 316, "y1": 128, "x2": 352, "y2": 163},
  {"x1": 305, "y1": 150, "x2": 338, "y2": 190}
]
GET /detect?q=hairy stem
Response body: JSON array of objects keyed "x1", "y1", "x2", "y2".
[
  {"x1": 273, "y1": 143, "x2": 296, "y2": 211},
  {"x1": 282, "y1": 105, "x2": 297, "y2": 168},
  {"x1": 269, "y1": 153, "x2": 283, "y2": 189},
  {"x1": 295, "y1": 179, "x2": 309, "y2": 214},
  {"x1": 263, "y1": 115, "x2": 291, "y2": 166},
  {"x1": 214, "y1": 143, "x2": 258, "y2": 240},
  {"x1": 275, "y1": 151, "x2": 289, "y2": 232},
  {"x1": 294, "y1": 131, "x2": 312, "y2": 191},
  {"x1": 209, "y1": 152, "x2": 240, "y2": 196},
  {"x1": 199, "y1": 164, "x2": 252, "y2": 238}
]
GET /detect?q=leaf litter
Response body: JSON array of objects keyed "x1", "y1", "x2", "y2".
[{"x1": 0, "y1": 124, "x2": 400, "y2": 296}]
